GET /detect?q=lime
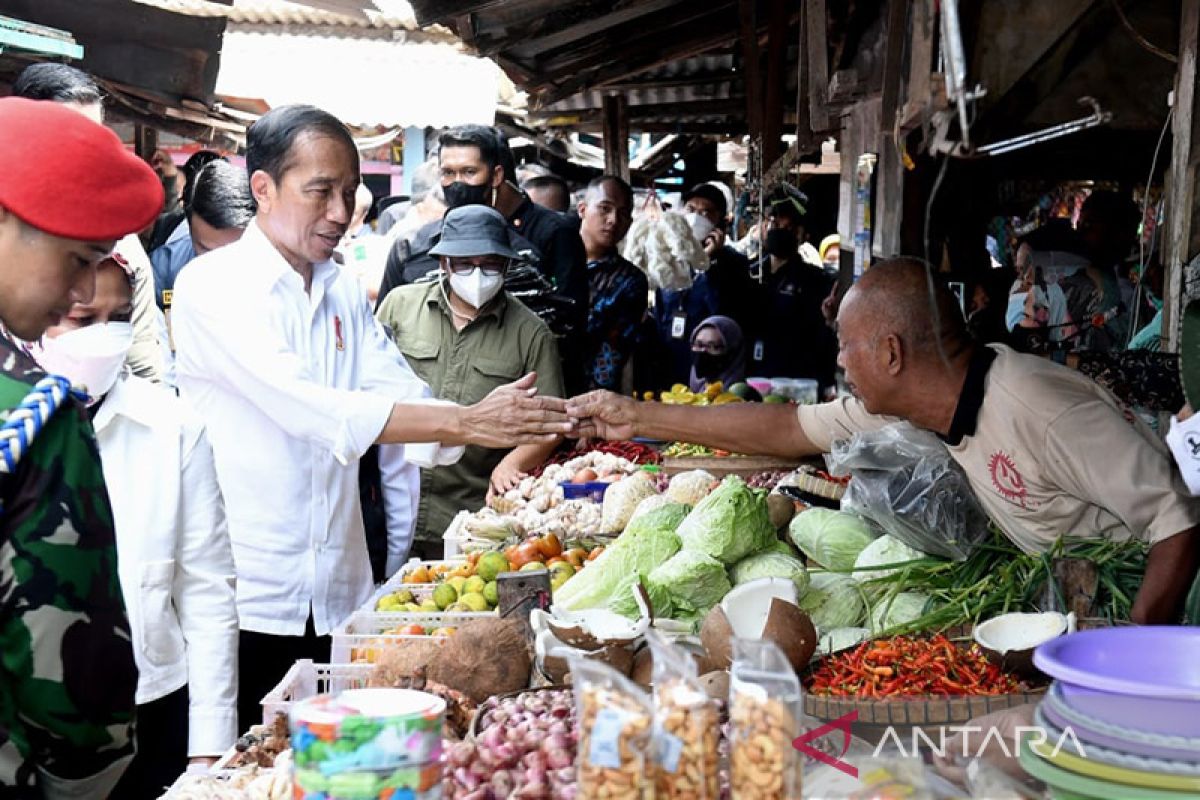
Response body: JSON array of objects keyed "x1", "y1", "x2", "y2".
[
  {"x1": 483, "y1": 581, "x2": 499, "y2": 607},
  {"x1": 477, "y1": 552, "x2": 511, "y2": 582},
  {"x1": 520, "y1": 561, "x2": 547, "y2": 573},
  {"x1": 463, "y1": 576, "x2": 486, "y2": 596},
  {"x1": 447, "y1": 576, "x2": 469, "y2": 595},
  {"x1": 419, "y1": 600, "x2": 441, "y2": 613},
  {"x1": 431, "y1": 583, "x2": 458, "y2": 610},
  {"x1": 459, "y1": 592, "x2": 489, "y2": 612}
]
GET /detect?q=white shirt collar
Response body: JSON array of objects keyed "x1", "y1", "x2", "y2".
[
  {"x1": 241, "y1": 218, "x2": 341, "y2": 297},
  {"x1": 93, "y1": 374, "x2": 174, "y2": 434}
]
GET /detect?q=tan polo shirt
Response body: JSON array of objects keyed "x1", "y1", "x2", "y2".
[{"x1": 796, "y1": 344, "x2": 1200, "y2": 554}]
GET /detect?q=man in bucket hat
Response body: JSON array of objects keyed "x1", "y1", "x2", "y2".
[
  {"x1": 377, "y1": 205, "x2": 563, "y2": 556},
  {"x1": 0, "y1": 97, "x2": 162, "y2": 797}
]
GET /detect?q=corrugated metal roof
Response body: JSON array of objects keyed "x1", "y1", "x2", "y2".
[
  {"x1": 131, "y1": 0, "x2": 427, "y2": 30},
  {"x1": 215, "y1": 27, "x2": 500, "y2": 127}
]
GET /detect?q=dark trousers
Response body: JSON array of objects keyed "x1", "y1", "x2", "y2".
[
  {"x1": 112, "y1": 686, "x2": 189, "y2": 800},
  {"x1": 237, "y1": 618, "x2": 330, "y2": 735}
]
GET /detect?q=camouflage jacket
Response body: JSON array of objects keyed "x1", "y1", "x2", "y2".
[{"x1": 0, "y1": 336, "x2": 137, "y2": 797}]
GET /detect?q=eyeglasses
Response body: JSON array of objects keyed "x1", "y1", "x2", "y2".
[
  {"x1": 691, "y1": 342, "x2": 726, "y2": 354},
  {"x1": 446, "y1": 257, "x2": 509, "y2": 276}
]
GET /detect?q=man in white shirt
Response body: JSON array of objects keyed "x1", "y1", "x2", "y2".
[
  {"x1": 570, "y1": 257, "x2": 1200, "y2": 627},
  {"x1": 171, "y1": 104, "x2": 573, "y2": 731}
]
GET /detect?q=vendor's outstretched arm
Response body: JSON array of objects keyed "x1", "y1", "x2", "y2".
[
  {"x1": 1132, "y1": 528, "x2": 1200, "y2": 624},
  {"x1": 566, "y1": 390, "x2": 821, "y2": 458},
  {"x1": 380, "y1": 373, "x2": 574, "y2": 448}
]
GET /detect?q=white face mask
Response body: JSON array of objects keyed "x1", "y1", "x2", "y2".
[
  {"x1": 683, "y1": 211, "x2": 715, "y2": 246},
  {"x1": 449, "y1": 268, "x2": 505, "y2": 310},
  {"x1": 34, "y1": 322, "x2": 133, "y2": 404}
]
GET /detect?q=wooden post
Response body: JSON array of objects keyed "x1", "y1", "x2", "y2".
[
  {"x1": 1164, "y1": 0, "x2": 1200, "y2": 352},
  {"x1": 762, "y1": 0, "x2": 789, "y2": 166},
  {"x1": 602, "y1": 93, "x2": 630, "y2": 181},
  {"x1": 805, "y1": 0, "x2": 831, "y2": 133},
  {"x1": 739, "y1": 0, "x2": 764, "y2": 143}
]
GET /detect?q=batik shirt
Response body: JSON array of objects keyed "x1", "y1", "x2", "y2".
[
  {"x1": 586, "y1": 254, "x2": 648, "y2": 391},
  {"x1": 0, "y1": 334, "x2": 136, "y2": 795}
]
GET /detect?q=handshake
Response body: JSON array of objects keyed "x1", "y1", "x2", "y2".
[{"x1": 461, "y1": 374, "x2": 637, "y2": 449}]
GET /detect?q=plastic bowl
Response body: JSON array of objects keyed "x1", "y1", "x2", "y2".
[
  {"x1": 1034, "y1": 627, "x2": 1200, "y2": 738},
  {"x1": 559, "y1": 481, "x2": 609, "y2": 503},
  {"x1": 746, "y1": 377, "x2": 773, "y2": 396}
]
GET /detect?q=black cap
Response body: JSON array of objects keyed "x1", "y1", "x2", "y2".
[
  {"x1": 683, "y1": 183, "x2": 728, "y2": 218},
  {"x1": 430, "y1": 205, "x2": 519, "y2": 259}
]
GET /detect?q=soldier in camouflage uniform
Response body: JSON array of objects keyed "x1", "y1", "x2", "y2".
[{"x1": 0, "y1": 97, "x2": 163, "y2": 798}]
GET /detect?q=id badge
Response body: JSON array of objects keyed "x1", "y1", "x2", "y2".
[
  {"x1": 670, "y1": 311, "x2": 687, "y2": 340},
  {"x1": 753, "y1": 340, "x2": 764, "y2": 362}
]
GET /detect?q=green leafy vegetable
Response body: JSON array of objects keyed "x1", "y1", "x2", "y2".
[
  {"x1": 869, "y1": 591, "x2": 932, "y2": 635},
  {"x1": 647, "y1": 550, "x2": 732, "y2": 618},
  {"x1": 853, "y1": 535, "x2": 930, "y2": 582},
  {"x1": 676, "y1": 475, "x2": 776, "y2": 564},
  {"x1": 554, "y1": 502, "x2": 689, "y2": 610},
  {"x1": 608, "y1": 573, "x2": 675, "y2": 619},
  {"x1": 797, "y1": 571, "x2": 868, "y2": 629},
  {"x1": 730, "y1": 551, "x2": 811, "y2": 596},
  {"x1": 788, "y1": 509, "x2": 876, "y2": 571}
]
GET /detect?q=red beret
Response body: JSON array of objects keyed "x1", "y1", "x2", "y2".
[{"x1": 0, "y1": 97, "x2": 163, "y2": 241}]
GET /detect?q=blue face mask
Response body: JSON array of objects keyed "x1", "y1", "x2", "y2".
[
  {"x1": 1006, "y1": 292, "x2": 1028, "y2": 331},
  {"x1": 1148, "y1": 291, "x2": 1163, "y2": 311}
]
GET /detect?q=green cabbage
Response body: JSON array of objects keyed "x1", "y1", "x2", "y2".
[
  {"x1": 607, "y1": 573, "x2": 675, "y2": 619},
  {"x1": 853, "y1": 534, "x2": 930, "y2": 582},
  {"x1": 676, "y1": 476, "x2": 776, "y2": 564},
  {"x1": 788, "y1": 509, "x2": 876, "y2": 571},
  {"x1": 869, "y1": 592, "x2": 932, "y2": 634},
  {"x1": 816, "y1": 627, "x2": 871, "y2": 656},
  {"x1": 554, "y1": 503, "x2": 689, "y2": 611},
  {"x1": 769, "y1": 539, "x2": 800, "y2": 557},
  {"x1": 730, "y1": 551, "x2": 811, "y2": 596},
  {"x1": 647, "y1": 550, "x2": 732, "y2": 618},
  {"x1": 797, "y1": 571, "x2": 867, "y2": 629}
]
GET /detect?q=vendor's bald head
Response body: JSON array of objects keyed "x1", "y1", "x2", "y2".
[{"x1": 836, "y1": 257, "x2": 971, "y2": 415}]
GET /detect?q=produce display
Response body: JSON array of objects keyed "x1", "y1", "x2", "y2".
[
  {"x1": 806, "y1": 634, "x2": 1022, "y2": 698},
  {"x1": 443, "y1": 689, "x2": 578, "y2": 799},
  {"x1": 652, "y1": 381, "x2": 745, "y2": 406},
  {"x1": 573, "y1": 661, "x2": 655, "y2": 800},
  {"x1": 166, "y1": 753, "x2": 292, "y2": 800},
  {"x1": 531, "y1": 440, "x2": 662, "y2": 476}
]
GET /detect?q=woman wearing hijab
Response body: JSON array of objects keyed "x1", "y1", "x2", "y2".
[
  {"x1": 33, "y1": 256, "x2": 238, "y2": 798},
  {"x1": 688, "y1": 315, "x2": 746, "y2": 392}
]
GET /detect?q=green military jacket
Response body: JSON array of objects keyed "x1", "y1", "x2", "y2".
[
  {"x1": 377, "y1": 281, "x2": 564, "y2": 541},
  {"x1": 0, "y1": 335, "x2": 137, "y2": 794}
]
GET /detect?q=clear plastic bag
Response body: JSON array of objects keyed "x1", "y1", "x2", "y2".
[
  {"x1": 664, "y1": 469, "x2": 717, "y2": 506},
  {"x1": 729, "y1": 638, "x2": 803, "y2": 800},
  {"x1": 571, "y1": 656, "x2": 654, "y2": 800},
  {"x1": 646, "y1": 631, "x2": 720, "y2": 799},
  {"x1": 600, "y1": 471, "x2": 659, "y2": 533},
  {"x1": 827, "y1": 423, "x2": 990, "y2": 560}
]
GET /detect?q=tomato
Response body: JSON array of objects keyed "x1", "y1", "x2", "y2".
[
  {"x1": 397, "y1": 624, "x2": 425, "y2": 636},
  {"x1": 537, "y1": 533, "x2": 563, "y2": 559},
  {"x1": 565, "y1": 547, "x2": 588, "y2": 568},
  {"x1": 510, "y1": 540, "x2": 542, "y2": 569},
  {"x1": 587, "y1": 546, "x2": 605, "y2": 561},
  {"x1": 546, "y1": 556, "x2": 566, "y2": 566}
]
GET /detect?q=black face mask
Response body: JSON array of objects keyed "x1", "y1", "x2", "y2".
[
  {"x1": 444, "y1": 179, "x2": 492, "y2": 210},
  {"x1": 765, "y1": 228, "x2": 798, "y2": 258},
  {"x1": 694, "y1": 351, "x2": 730, "y2": 378}
]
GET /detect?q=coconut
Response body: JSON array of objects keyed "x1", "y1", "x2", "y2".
[
  {"x1": 427, "y1": 618, "x2": 531, "y2": 703},
  {"x1": 631, "y1": 645, "x2": 654, "y2": 687},
  {"x1": 767, "y1": 493, "x2": 796, "y2": 530},
  {"x1": 537, "y1": 584, "x2": 652, "y2": 650},
  {"x1": 974, "y1": 612, "x2": 1073, "y2": 678},
  {"x1": 700, "y1": 577, "x2": 817, "y2": 672},
  {"x1": 698, "y1": 670, "x2": 730, "y2": 700},
  {"x1": 536, "y1": 629, "x2": 634, "y2": 683}
]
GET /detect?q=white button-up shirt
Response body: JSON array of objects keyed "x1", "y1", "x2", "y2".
[
  {"x1": 172, "y1": 220, "x2": 458, "y2": 636},
  {"x1": 94, "y1": 374, "x2": 238, "y2": 757}
]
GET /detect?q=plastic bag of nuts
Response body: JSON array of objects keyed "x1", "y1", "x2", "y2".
[
  {"x1": 729, "y1": 638, "x2": 804, "y2": 800},
  {"x1": 571, "y1": 656, "x2": 654, "y2": 800},
  {"x1": 646, "y1": 631, "x2": 721, "y2": 799}
]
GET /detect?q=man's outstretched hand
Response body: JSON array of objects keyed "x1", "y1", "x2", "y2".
[
  {"x1": 462, "y1": 373, "x2": 574, "y2": 448},
  {"x1": 566, "y1": 390, "x2": 637, "y2": 441}
]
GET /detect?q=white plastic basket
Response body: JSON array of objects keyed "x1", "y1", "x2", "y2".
[
  {"x1": 362, "y1": 557, "x2": 468, "y2": 612},
  {"x1": 330, "y1": 609, "x2": 492, "y2": 664},
  {"x1": 259, "y1": 659, "x2": 374, "y2": 725},
  {"x1": 159, "y1": 766, "x2": 278, "y2": 798}
]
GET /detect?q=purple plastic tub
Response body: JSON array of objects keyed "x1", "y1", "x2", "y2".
[
  {"x1": 1033, "y1": 627, "x2": 1200, "y2": 738},
  {"x1": 1040, "y1": 687, "x2": 1200, "y2": 762}
]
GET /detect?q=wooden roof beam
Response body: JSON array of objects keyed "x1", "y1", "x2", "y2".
[
  {"x1": 408, "y1": 0, "x2": 509, "y2": 26},
  {"x1": 506, "y1": 0, "x2": 690, "y2": 59}
]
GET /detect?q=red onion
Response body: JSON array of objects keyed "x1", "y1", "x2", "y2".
[
  {"x1": 544, "y1": 748, "x2": 573, "y2": 770},
  {"x1": 454, "y1": 768, "x2": 479, "y2": 791},
  {"x1": 522, "y1": 750, "x2": 547, "y2": 773}
]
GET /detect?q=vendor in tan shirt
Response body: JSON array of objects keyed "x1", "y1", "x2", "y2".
[{"x1": 569, "y1": 257, "x2": 1200, "y2": 624}]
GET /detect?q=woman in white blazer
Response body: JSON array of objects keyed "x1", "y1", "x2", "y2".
[{"x1": 34, "y1": 255, "x2": 238, "y2": 798}]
